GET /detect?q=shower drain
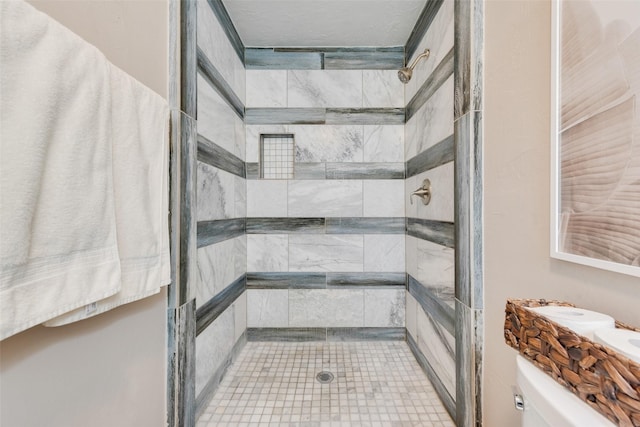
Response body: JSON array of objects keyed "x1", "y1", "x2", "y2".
[{"x1": 315, "y1": 371, "x2": 334, "y2": 384}]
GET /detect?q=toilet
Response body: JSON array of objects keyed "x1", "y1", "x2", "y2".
[{"x1": 515, "y1": 306, "x2": 618, "y2": 426}]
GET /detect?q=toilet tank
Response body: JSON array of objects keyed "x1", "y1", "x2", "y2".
[{"x1": 516, "y1": 355, "x2": 615, "y2": 427}]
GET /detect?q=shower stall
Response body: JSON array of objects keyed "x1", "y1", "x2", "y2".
[{"x1": 167, "y1": 0, "x2": 484, "y2": 426}]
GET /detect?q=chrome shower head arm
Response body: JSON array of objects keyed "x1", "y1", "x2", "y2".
[{"x1": 406, "y1": 48, "x2": 431, "y2": 72}]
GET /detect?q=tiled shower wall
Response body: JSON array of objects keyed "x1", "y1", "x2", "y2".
[
  {"x1": 404, "y1": 0, "x2": 457, "y2": 416},
  {"x1": 194, "y1": 0, "x2": 247, "y2": 413},
  {"x1": 244, "y1": 67, "x2": 407, "y2": 335}
]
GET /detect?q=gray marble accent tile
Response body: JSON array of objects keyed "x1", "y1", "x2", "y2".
[
  {"x1": 246, "y1": 70, "x2": 287, "y2": 108},
  {"x1": 326, "y1": 272, "x2": 406, "y2": 288},
  {"x1": 406, "y1": 218, "x2": 455, "y2": 248},
  {"x1": 247, "y1": 327, "x2": 326, "y2": 341},
  {"x1": 197, "y1": 73, "x2": 244, "y2": 158},
  {"x1": 179, "y1": 0, "x2": 196, "y2": 116},
  {"x1": 195, "y1": 331, "x2": 246, "y2": 419},
  {"x1": 246, "y1": 180, "x2": 287, "y2": 217},
  {"x1": 197, "y1": 135, "x2": 245, "y2": 178},
  {"x1": 196, "y1": 161, "x2": 234, "y2": 221},
  {"x1": 247, "y1": 289, "x2": 289, "y2": 327},
  {"x1": 247, "y1": 272, "x2": 327, "y2": 289},
  {"x1": 408, "y1": 274, "x2": 454, "y2": 336},
  {"x1": 363, "y1": 70, "x2": 404, "y2": 108},
  {"x1": 292, "y1": 125, "x2": 363, "y2": 163},
  {"x1": 288, "y1": 180, "x2": 363, "y2": 218},
  {"x1": 455, "y1": 299, "x2": 479, "y2": 427},
  {"x1": 324, "y1": 48, "x2": 404, "y2": 70},
  {"x1": 167, "y1": 299, "x2": 196, "y2": 427},
  {"x1": 195, "y1": 236, "x2": 245, "y2": 307},
  {"x1": 245, "y1": 48, "x2": 322, "y2": 70},
  {"x1": 325, "y1": 163, "x2": 404, "y2": 179},
  {"x1": 416, "y1": 306, "x2": 456, "y2": 398},
  {"x1": 293, "y1": 163, "x2": 326, "y2": 179},
  {"x1": 363, "y1": 180, "x2": 404, "y2": 217},
  {"x1": 407, "y1": 329, "x2": 456, "y2": 420},
  {"x1": 203, "y1": 0, "x2": 244, "y2": 63},
  {"x1": 289, "y1": 289, "x2": 364, "y2": 327},
  {"x1": 197, "y1": 0, "x2": 245, "y2": 101},
  {"x1": 246, "y1": 217, "x2": 325, "y2": 234},
  {"x1": 196, "y1": 218, "x2": 245, "y2": 248},
  {"x1": 195, "y1": 305, "x2": 234, "y2": 397},
  {"x1": 288, "y1": 70, "x2": 363, "y2": 108},
  {"x1": 325, "y1": 217, "x2": 405, "y2": 234},
  {"x1": 197, "y1": 48, "x2": 244, "y2": 119},
  {"x1": 363, "y1": 125, "x2": 404, "y2": 163},
  {"x1": 454, "y1": 0, "x2": 483, "y2": 119},
  {"x1": 363, "y1": 289, "x2": 405, "y2": 327},
  {"x1": 327, "y1": 327, "x2": 405, "y2": 341},
  {"x1": 247, "y1": 234, "x2": 288, "y2": 272},
  {"x1": 364, "y1": 234, "x2": 405, "y2": 272},
  {"x1": 246, "y1": 162, "x2": 260, "y2": 179},
  {"x1": 405, "y1": 0, "x2": 445, "y2": 63},
  {"x1": 245, "y1": 108, "x2": 326, "y2": 125},
  {"x1": 195, "y1": 274, "x2": 245, "y2": 335},
  {"x1": 406, "y1": 48, "x2": 454, "y2": 121},
  {"x1": 289, "y1": 235, "x2": 363, "y2": 272},
  {"x1": 406, "y1": 134, "x2": 454, "y2": 178},
  {"x1": 326, "y1": 108, "x2": 405, "y2": 125},
  {"x1": 405, "y1": 163, "x2": 454, "y2": 222}
]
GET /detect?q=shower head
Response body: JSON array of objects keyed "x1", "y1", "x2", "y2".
[{"x1": 397, "y1": 48, "x2": 430, "y2": 84}]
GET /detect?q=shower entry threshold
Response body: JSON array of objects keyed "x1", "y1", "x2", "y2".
[{"x1": 197, "y1": 341, "x2": 454, "y2": 426}]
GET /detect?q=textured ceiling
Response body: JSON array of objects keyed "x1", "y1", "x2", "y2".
[{"x1": 222, "y1": 0, "x2": 428, "y2": 47}]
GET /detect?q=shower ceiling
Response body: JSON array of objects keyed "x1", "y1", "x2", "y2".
[{"x1": 221, "y1": 0, "x2": 428, "y2": 47}]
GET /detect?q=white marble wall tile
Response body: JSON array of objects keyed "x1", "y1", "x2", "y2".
[
  {"x1": 363, "y1": 180, "x2": 404, "y2": 217},
  {"x1": 247, "y1": 234, "x2": 288, "y2": 272},
  {"x1": 405, "y1": 163, "x2": 454, "y2": 222},
  {"x1": 289, "y1": 289, "x2": 364, "y2": 327},
  {"x1": 404, "y1": 113, "x2": 418, "y2": 160},
  {"x1": 234, "y1": 292, "x2": 247, "y2": 342},
  {"x1": 364, "y1": 289, "x2": 405, "y2": 327},
  {"x1": 197, "y1": 74, "x2": 244, "y2": 159},
  {"x1": 291, "y1": 125, "x2": 364, "y2": 162},
  {"x1": 197, "y1": 162, "x2": 235, "y2": 221},
  {"x1": 234, "y1": 175, "x2": 246, "y2": 218},
  {"x1": 289, "y1": 235, "x2": 363, "y2": 272},
  {"x1": 234, "y1": 115, "x2": 246, "y2": 161},
  {"x1": 288, "y1": 180, "x2": 363, "y2": 217},
  {"x1": 406, "y1": 292, "x2": 418, "y2": 339},
  {"x1": 247, "y1": 180, "x2": 288, "y2": 217},
  {"x1": 411, "y1": 238, "x2": 455, "y2": 299},
  {"x1": 364, "y1": 235, "x2": 405, "y2": 272},
  {"x1": 416, "y1": 308, "x2": 456, "y2": 397},
  {"x1": 197, "y1": 0, "x2": 245, "y2": 101},
  {"x1": 246, "y1": 70, "x2": 287, "y2": 108},
  {"x1": 404, "y1": 0, "x2": 454, "y2": 102},
  {"x1": 288, "y1": 70, "x2": 363, "y2": 108},
  {"x1": 415, "y1": 76, "x2": 454, "y2": 156},
  {"x1": 247, "y1": 289, "x2": 289, "y2": 327},
  {"x1": 246, "y1": 125, "x2": 288, "y2": 163},
  {"x1": 363, "y1": 70, "x2": 404, "y2": 108},
  {"x1": 195, "y1": 305, "x2": 235, "y2": 396},
  {"x1": 195, "y1": 236, "x2": 246, "y2": 307},
  {"x1": 363, "y1": 125, "x2": 404, "y2": 162}
]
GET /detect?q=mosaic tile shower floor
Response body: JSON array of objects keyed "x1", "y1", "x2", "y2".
[{"x1": 198, "y1": 341, "x2": 455, "y2": 427}]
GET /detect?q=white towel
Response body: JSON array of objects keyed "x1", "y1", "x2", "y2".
[
  {"x1": 0, "y1": 0, "x2": 171, "y2": 337},
  {"x1": 44, "y1": 64, "x2": 171, "y2": 326},
  {"x1": 0, "y1": 0, "x2": 121, "y2": 339}
]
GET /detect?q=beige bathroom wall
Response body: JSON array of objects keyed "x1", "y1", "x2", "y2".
[
  {"x1": 0, "y1": 2, "x2": 169, "y2": 426},
  {"x1": 483, "y1": 0, "x2": 640, "y2": 425}
]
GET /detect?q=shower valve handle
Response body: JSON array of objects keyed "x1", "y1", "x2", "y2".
[{"x1": 410, "y1": 179, "x2": 432, "y2": 205}]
